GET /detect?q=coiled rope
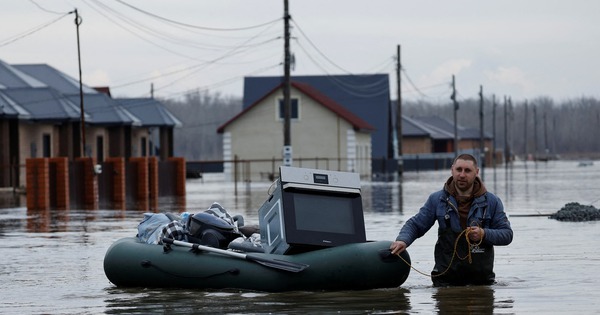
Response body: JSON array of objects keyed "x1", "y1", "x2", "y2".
[{"x1": 395, "y1": 226, "x2": 483, "y2": 278}]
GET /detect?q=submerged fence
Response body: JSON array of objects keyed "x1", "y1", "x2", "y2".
[{"x1": 25, "y1": 156, "x2": 186, "y2": 211}]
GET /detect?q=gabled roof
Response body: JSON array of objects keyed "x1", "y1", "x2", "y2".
[
  {"x1": 14, "y1": 63, "x2": 98, "y2": 95},
  {"x1": 0, "y1": 60, "x2": 46, "y2": 89},
  {"x1": 409, "y1": 115, "x2": 493, "y2": 140},
  {"x1": 116, "y1": 98, "x2": 182, "y2": 127},
  {"x1": 217, "y1": 81, "x2": 374, "y2": 133},
  {"x1": 243, "y1": 74, "x2": 390, "y2": 157},
  {"x1": 1, "y1": 87, "x2": 84, "y2": 121},
  {"x1": 0, "y1": 90, "x2": 30, "y2": 118},
  {"x1": 66, "y1": 93, "x2": 141, "y2": 126}
]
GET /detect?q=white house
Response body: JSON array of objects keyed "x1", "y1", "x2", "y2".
[{"x1": 217, "y1": 81, "x2": 374, "y2": 181}]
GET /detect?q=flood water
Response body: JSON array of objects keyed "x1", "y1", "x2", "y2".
[{"x1": 1, "y1": 160, "x2": 599, "y2": 314}]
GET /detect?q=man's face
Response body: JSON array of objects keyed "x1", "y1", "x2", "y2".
[{"x1": 451, "y1": 158, "x2": 479, "y2": 192}]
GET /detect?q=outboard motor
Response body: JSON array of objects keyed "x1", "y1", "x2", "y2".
[{"x1": 187, "y1": 213, "x2": 241, "y2": 249}]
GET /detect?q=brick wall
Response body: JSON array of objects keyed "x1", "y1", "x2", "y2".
[
  {"x1": 26, "y1": 158, "x2": 49, "y2": 210},
  {"x1": 49, "y1": 157, "x2": 69, "y2": 210}
]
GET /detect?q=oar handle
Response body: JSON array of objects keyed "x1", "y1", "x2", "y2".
[
  {"x1": 162, "y1": 238, "x2": 309, "y2": 273},
  {"x1": 163, "y1": 238, "x2": 246, "y2": 259}
]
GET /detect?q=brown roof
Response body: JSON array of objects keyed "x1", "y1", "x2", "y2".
[{"x1": 217, "y1": 81, "x2": 374, "y2": 133}]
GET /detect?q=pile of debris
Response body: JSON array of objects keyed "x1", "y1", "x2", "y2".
[{"x1": 549, "y1": 202, "x2": 600, "y2": 222}]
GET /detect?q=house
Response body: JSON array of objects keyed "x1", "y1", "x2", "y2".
[
  {"x1": 0, "y1": 60, "x2": 181, "y2": 190},
  {"x1": 242, "y1": 74, "x2": 393, "y2": 174},
  {"x1": 400, "y1": 115, "x2": 494, "y2": 170},
  {"x1": 115, "y1": 97, "x2": 183, "y2": 160},
  {"x1": 217, "y1": 81, "x2": 374, "y2": 181}
]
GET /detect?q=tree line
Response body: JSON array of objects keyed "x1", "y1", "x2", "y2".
[
  {"x1": 162, "y1": 91, "x2": 600, "y2": 161},
  {"x1": 404, "y1": 96, "x2": 600, "y2": 159}
]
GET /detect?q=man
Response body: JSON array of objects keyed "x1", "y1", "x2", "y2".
[{"x1": 390, "y1": 153, "x2": 513, "y2": 286}]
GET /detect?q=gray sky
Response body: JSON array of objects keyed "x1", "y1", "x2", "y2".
[{"x1": 2, "y1": 0, "x2": 599, "y2": 103}]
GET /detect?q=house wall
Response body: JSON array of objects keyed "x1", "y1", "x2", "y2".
[
  {"x1": 18, "y1": 123, "x2": 54, "y2": 187},
  {"x1": 131, "y1": 128, "x2": 150, "y2": 157},
  {"x1": 85, "y1": 126, "x2": 108, "y2": 161},
  {"x1": 223, "y1": 87, "x2": 372, "y2": 181},
  {"x1": 402, "y1": 137, "x2": 432, "y2": 154},
  {"x1": 353, "y1": 130, "x2": 371, "y2": 177}
]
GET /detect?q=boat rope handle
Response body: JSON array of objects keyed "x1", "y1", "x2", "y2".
[{"x1": 395, "y1": 225, "x2": 483, "y2": 278}]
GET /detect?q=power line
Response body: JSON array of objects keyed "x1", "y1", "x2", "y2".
[
  {"x1": 29, "y1": 0, "x2": 70, "y2": 15},
  {"x1": 115, "y1": 0, "x2": 282, "y2": 32},
  {"x1": 291, "y1": 18, "x2": 353, "y2": 75},
  {"x1": 0, "y1": 13, "x2": 70, "y2": 48}
]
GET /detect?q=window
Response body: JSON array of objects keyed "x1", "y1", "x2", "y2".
[
  {"x1": 42, "y1": 134, "x2": 51, "y2": 158},
  {"x1": 278, "y1": 98, "x2": 299, "y2": 120},
  {"x1": 96, "y1": 135, "x2": 104, "y2": 162},
  {"x1": 141, "y1": 137, "x2": 147, "y2": 157}
]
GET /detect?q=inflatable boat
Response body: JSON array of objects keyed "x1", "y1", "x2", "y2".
[
  {"x1": 103, "y1": 237, "x2": 411, "y2": 292},
  {"x1": 104, "y1": 166, "x2": 411, "y2": 291}
]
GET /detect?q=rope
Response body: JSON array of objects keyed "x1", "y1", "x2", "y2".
[{"x1": 395, "y1": 226, "x2": 483, "y2": 278}]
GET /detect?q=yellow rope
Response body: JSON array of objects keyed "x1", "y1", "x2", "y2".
[{"x1": 395, "y1": 226, "x2": 483, "y2": 278}]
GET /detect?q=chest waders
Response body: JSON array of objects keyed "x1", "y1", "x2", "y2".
[{"x1": 431, "y1": 199, "x2": 496, "y2": 287}]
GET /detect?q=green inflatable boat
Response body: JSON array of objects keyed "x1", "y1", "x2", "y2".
[
  {"x1": 103, "y1": 237, "x2": 411, "y2": 292},
  {"x1": 105, "y1": 166, "x2": 413, "y2": 291}
]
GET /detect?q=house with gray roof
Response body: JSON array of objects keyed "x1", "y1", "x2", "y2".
[
  {"x1": 115, "y1": 97, "x2": 182, "y2": 160},
  {"x1": 218, "y1": 80, "x2": 374, "y2": 180},
  {"x1": 243, "y1": 74, "x2": 393, "y2": 174},
  {"x1": 0, "y1": 60, "x2": 181, "y2": 189},
  {"x1": 400, "y1": 115, "x2": 494, "y2": 170}
]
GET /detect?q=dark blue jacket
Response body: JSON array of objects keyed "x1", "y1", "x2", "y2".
[{"x1": 396, "y1": 188, "x2": 513, "y2": 247}]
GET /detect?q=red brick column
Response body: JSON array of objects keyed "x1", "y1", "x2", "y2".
[
  {"x1": 130, "y1": 157, "x2": 149, "y2": 208},
  {"x1": 168, "y1": 157, "x2": 186, "y2": 197},
  {"x1": 106, "y1": 157, "x2": 126, "y2": 209},
  {"x1": 26, "y1": 158, "x2": 49, "y2": 210},
  {"x1": 148, "y1": 156, "x2": 158, "y2": 211},
  {"x1": 49, "y1": 157, "x2": 69, "y2": 210},
  {"x1": 76, "y1": 157, "x2": 98, "y2": 210}
]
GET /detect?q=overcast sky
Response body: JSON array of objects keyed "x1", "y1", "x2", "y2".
[{"x1": 1, "y1": 0, "x2": 599, "y2": 104}]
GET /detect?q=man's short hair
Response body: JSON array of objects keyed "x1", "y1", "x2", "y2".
[{"x1": 453, "y1": 153, "x2": 478, "y2": 167}]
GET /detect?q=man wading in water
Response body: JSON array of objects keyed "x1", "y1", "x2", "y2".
[{"x1": 390, "y1": 153, "x2": 513, "y2": 286}]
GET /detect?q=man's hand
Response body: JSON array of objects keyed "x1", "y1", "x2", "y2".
[
  {"x1": 390, "y1": 240, "x2": 407, "y2": 256},
  {"x1": 468, "y1": 226, "x2": 485, "y2": 242}
]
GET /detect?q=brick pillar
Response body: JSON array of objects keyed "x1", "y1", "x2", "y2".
[
  {"x1": 130, "y1": 157, "x2": 149, "y2": 210},
  {"x1": 106, "y1": 157, "x2": 126, "y2": 210},
  {"x1": 76, "y1": 157, "x2": 98, "y2": 210},
  {"x1": 49, "y1": 157, "x2": 69, "y2": 210},
  {"x1": 148, "y1": 156, "x2": 159, "y2": 211},
  {"x1": 26, "y1": 158, "x2": 49, "y2": 210},
  {"x1": 169, "y1": 157, "x2": 186, "y2": 197}
]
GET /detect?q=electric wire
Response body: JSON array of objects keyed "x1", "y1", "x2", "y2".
[
  {"x1": 80, "y1": 0, "x2": 282, "y2": 93},
  {"x1": 115, "y1": 0, "x2": 282, "y2": 32},
  {"x1": 291, "y1": 18, "x2": 353, "y2": 75},
  {"x1": 29, "y1": 0, "x2": 69, "y2": 15},
  {"x1": 0, "y1": 13, "x2": 70, "y2": 48}
]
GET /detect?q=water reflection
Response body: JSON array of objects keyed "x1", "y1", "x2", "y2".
[
  {"x1": 432, "y1": 285, "x2": 511, "y2": 315},
  {"x1": 104, "y1": 287, "x2": 413, "y2": 314}
]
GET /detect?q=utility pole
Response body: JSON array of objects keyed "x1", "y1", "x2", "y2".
[
  {"x1": 533, "y1": 104, "x2": 538, "y2": 160},
  {"x1": 73, "y1": 9, "x2": 86, "y2": 157},
  {"x1": 544, "y1": 111, "x2": 549, "y2": 155},
  {"x1": 396, "y1": 45, "x2": 403, "y2": 175},
  {"x1": 479, "y1": 85, "x2": 484, "y2": 181},
  {"x1": 282, "y1": 0, "x2": 292, "y2": 166},
  {"x1": 451, "y1": 75, "x2": 459, "y2": 158},
  {"x1": 523, "y1": 100, "x2": 528, "y2": 160},
  {"x1": 492, "y1": 95, "x2": 496, "y2": 168},
  {"x1": 504, "y1": 96, "x2": 510, "y2": 166}
]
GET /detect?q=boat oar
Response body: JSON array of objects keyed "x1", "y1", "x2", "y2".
[{"x1": 162, "y1": 238, "x2": 308, "y2": 273}]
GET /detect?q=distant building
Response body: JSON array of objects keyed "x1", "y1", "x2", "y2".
[
  {"x1": 0, "y1": 60, "x2": 181, "y2": 189},
  {"x1": 243, "y1": 74, "x2": 393, "y2": 174},
  {"x1": 401, "y1": 115, "x2": 494, "y2": 169},
  {"x1": 217, "y1": 81, "x2": 374, "y2": 181}
]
